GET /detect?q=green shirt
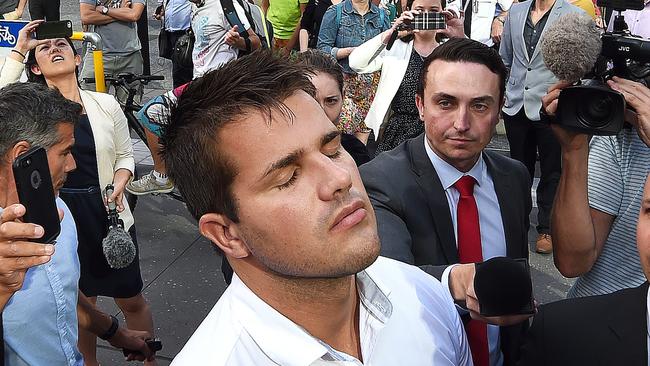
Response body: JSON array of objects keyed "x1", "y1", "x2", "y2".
[{"x1": 267, "y1": 0, "x2": 308, "y2": 40}]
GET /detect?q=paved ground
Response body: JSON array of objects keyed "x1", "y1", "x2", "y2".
[{"x1": 3, "y1": 2, "x2": 575, "y2": 363}]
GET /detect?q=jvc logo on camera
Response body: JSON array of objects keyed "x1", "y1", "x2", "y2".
[{"x1": 617, "y1": 45, "x2": 631, "y2": 53}]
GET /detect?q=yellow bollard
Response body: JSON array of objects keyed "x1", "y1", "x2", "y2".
[{"x1": 70, "y1": 31, "x2": 105, "y2": 93}]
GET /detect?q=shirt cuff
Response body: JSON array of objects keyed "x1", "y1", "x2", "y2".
[
  {"x1": 441, "y1": 263, "x2": 458, "y2": 295},
  {"x1": 330, "y1": 47, "x2": 339, "y2": 59}
]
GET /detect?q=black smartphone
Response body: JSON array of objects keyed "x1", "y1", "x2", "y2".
[
  {"x1": 474, "y1": 257, "x2": 535, "y2": 317},
  {"x1": 35, "y1": 20, "x2": 73, "y2": 40},
  {"x1": 12, "y1": 147, "x2": 60, "y2": 244},
  {"x1": 412, "y1": 11, "x2": 447, "y2": 30}
]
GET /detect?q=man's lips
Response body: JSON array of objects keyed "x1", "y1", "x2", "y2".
[{"x1": 330, "y1": 200, "x2": 367, "y2": 232}]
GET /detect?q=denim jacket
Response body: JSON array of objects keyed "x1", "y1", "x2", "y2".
[{"x1": 317, "y1": 0, "x2": 390, "y2": 74}]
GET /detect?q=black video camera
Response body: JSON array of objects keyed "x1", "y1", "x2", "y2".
[{"x1": 555, "y1": 0, "x2": 650, "y2": 135}]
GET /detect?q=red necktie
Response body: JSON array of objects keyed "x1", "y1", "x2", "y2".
[{"x1": 454, "y1": 175, "x2": 489, "y2": 366}]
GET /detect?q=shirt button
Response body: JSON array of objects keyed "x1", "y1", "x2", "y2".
[
  {"x1": 525, "y1": 86, "x2": 529, "y2": 90},
  {"x1": 527, "y1": 67, "x2": 532, "y2": 71}
]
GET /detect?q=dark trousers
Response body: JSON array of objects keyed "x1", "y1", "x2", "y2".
[
  {"x1": 503, "y1": 109, "x2": 561, "y2": 234},
  {"x1": 168, "y1": 30, "x2": 193, "y2": 88},
  {"x1": 29, "y1": 0, "x2": 60, "y2": 20}
]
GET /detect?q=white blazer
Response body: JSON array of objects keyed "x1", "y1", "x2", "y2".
[
  {"x1": 348, "y1": 33, "x2": 414, "y2": 138},
  {"x1": 0, "y1": 58, "x2": 136, "y2": 230}
]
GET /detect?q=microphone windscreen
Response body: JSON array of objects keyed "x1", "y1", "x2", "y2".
[
  {"x1": 473, "y1": 257, "x2": 533, "y2": 316},
  {"x1": 541, "y1": 13, "x2": 602, "y2": 83},
  {"x1": 102, "y1": 227, "x2": 136, "y2": 269}
]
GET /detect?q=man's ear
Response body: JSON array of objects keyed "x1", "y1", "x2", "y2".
[
  {"x1": 30, "y1": 63, "x2": 42, "y2": 76},
  {"x1": 416, "y1": 93, "x2": 425, "y2": 120},
  {"x1": 199, "y1": 213, "x2": 250, "y2": 259},
  {"x1": 10, "y1": 141, "x2": 32, "y2": 163}
]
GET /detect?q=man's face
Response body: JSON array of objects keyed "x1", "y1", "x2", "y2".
[
  {"x1": 220, "y1": 91, "x2": 379, "y2": 278},
  {"x1": 416, "y1": 60, "x2": 502, "y2": 172},
  {"x1": 637, "y1": 174, "x2": 650, "y2": 280},
  {"x1": 46, "y1": 124, "x2": 76, "y2": 194}
]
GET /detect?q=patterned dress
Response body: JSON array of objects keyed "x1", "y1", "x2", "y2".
[{"x1": 376, "y1": 50, "x2": 425, "y2": 154}]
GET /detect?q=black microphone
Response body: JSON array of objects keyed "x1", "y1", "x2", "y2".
[
  {"x1": 102, "y1": 184, "x2": 136, "y2": 269},
  {"x1": 473, "y1": 257, "x2": 534, "y2": 317},
  {"x1": 541, "y1": 12, "x2": 602, "y2": 83},
  {"x1": 386, "y1": 28, "x2": 400, "y2": 51}
]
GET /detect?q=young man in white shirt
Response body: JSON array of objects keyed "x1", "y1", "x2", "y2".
[{"x1": 162, "y1": 51, "x2": 473, "y2": 366}]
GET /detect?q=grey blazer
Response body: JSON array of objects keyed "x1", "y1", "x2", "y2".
[{"x1": 499, "y1": 0, "x2": 583, "y2": 120}]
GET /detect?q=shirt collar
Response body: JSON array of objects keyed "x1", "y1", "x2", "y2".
[
  {"x1": 229, "y1": 268, "x2": 393, "y2": 366},
  {"x1": 343, "y1": 0, "x2": 378, "y2": 15},
  {"x1": 424, "y1": 137, "x2": 485, "y2": 190}
]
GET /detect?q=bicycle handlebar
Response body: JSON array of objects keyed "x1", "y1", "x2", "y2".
[{"x1": 83, "y1": 73, "x2": 165, "y2": 85}]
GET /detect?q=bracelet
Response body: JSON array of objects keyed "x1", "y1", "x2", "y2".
[
  {"x1": 10, "y1": 49, "x2": 25, "y2": 59},
  {"x1": 244, "y1": 37, "x2": 252, "y2": 53},
  {"x1": 496, "y1": 17, "x2": 505, "y2": 24},
  {"x1": 99, "y1": 315, "x2": 119, "y2": 341}
]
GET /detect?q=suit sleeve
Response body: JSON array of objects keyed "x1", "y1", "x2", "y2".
[
  {"x1": 499, "y1": 8, "x2": 514, "y2": 70},
  {"x1": 360, "y1": 164, "x2": 416, "y2": 265}
]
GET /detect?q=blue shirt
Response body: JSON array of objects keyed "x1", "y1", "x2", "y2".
[
  {"x1": 159, "y1": 0, "x2": 192, "y2": 31},
  {"x1": 3, "y1": 198, "x2": 83, "y2": 366},
  {"x1": 317, "y1": 0, "x2": 390, "y2": 74}
]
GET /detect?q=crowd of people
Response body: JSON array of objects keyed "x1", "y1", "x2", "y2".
[{"x1": 0, "y1": 0, "x2": 649, "y2": 365}]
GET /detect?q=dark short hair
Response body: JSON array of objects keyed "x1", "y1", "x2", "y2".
[
  {"x1": 0, "y1": 82, "x2": 81, "y2": 159},
  {"x1": 294, "y1": 50, "x2": 344, "y2": 93},
  {"x1": 161, "y1": 50, "x2": 316, "y2": 222},
  {"x1": 406, "y1": 0, "x2": 446, "y2": 9},
  {"x1": 417, "y1": 38, "x2": 507, "y2": 100},
  {"x1": 25, "y1": 37, "x2": 79, "y2": 85}
]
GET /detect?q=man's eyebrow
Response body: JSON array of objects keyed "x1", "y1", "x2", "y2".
[
  {"x1": 261, "y1": 149, "x2": 304, "y2": 179},
  {"x1": 431, "y1": 93, "x2": 458, "y2": 101},
  {"x1": 321, "y1": 130, "x2": 341, "y2": 147},
  {"x1": 472, "y1": 95, "x2": 497, "y2": 104}
]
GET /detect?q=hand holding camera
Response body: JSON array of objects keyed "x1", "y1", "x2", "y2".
[{"x1": 607, "y1": 76, "x2": 650, "y2": 146}]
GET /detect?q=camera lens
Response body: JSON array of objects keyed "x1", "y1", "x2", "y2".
[
  {"x1": 25, "y1": 159, "x2": 31, "y2": 167},
  {"x1": 577, "y1": 96, "x2": 615, "y2": 129}
]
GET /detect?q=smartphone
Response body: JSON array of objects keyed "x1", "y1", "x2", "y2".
[
  {"x1": 224, "y1": 10, "x2": 248, "y2": 37},
  {"x1": 12, "y1": 147, "x2": 60, "y2": 244},
  {"x1": 35, "y1": 20, "x2": 73, "y2": 40},
  {"x1": 412, "y1": 12, "x2": 446, "y2": 30}
]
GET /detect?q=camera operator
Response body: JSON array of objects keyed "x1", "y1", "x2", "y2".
[{"x1": 543, "y1": 73, "x2": 650, "y2": 298}]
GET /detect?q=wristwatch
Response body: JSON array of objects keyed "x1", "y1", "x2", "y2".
[
  {"x1": 101, "y1": 6, "x2": 109, "y2": 15},
  {"x1": 99, "y1": 315, "x2": 119, "y2": 341}
]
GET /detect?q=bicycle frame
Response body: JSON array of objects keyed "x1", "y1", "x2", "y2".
[{"x1": 70, "y1": 31, "x2": 106, "y2": 92}]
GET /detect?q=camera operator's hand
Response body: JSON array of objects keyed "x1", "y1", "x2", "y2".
[
  {"x1": 542, "y1": 81, "x2": 591, "y2": 151},
  {"x1": 607, "y1": 76, "x2": 650, "y2": 147}
]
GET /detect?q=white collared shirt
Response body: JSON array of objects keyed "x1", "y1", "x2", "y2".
[
  {"x1": 171, "y1": 257, "x2": 473, "y2": 366},
  {"x1": 646, "y1": 286, "x2": 650, "y2": 364},
  {"x1": 425, "y1": 139, "x2": 507, "y2": 366}
]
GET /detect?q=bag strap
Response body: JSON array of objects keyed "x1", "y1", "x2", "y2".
[
  {"x1": 335, "y1": 2, "x2": 342, "y2": 28},
  {"x1": 220, "y1": 0, "x2": 248, "y2": 38}
]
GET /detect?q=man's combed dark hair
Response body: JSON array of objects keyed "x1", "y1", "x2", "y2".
[
  {"x1": 0, "y1": 82, "x2": 81, "y2": 159},
  {"x1": 161, "y1": 50, "x2": 316, "y2": 222},
  {"x1": 417, "y1": 38, "x2": 508, "y2": 100}
]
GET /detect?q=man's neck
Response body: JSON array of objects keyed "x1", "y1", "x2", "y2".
[
  {"x1": 236, "y1": 263, "x2": 363, "y2": 360},
  {"x1": 533, "y1": 0, "x2": 555, "y2": 12}
]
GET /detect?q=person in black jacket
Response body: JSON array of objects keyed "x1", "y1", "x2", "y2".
[{"x1": 298, "y1": 0, "x2": 341, "y2": 51}]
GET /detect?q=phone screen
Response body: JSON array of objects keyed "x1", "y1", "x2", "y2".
[
  {"x1": 35, "y1": 20, "x2": 73, "y2": 40},
  {"x1": 12, "y1": 147, "x2": 61, "y2": 244}
]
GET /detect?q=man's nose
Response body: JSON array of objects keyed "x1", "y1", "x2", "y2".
[{"x1": 317, "y1": 156, "x2": 353, "y2": 201}]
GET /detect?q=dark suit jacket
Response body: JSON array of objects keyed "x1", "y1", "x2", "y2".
[
  {"x1": 519, "y1": 282, "x2": 649, "y2": 366},
  {"x1": 360, "y1": 134, "x2": 532, "y2": 365}
]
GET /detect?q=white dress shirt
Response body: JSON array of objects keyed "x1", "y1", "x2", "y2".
[
  {"x1": 171, "y1": 256, "x2": 473, "y2": 366},
  {"x1": 425, "y1": 139, "x2": 507, "y2": 366},
  {"x1": 646, "y1": 286, "x2": 650, "y2": 364}
]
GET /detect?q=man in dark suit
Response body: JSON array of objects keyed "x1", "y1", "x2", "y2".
[
  {"x1": 360, "y1": 38, "x2": 532, "y2": 366},
  {"x1": 518, "y1": 173, "x2": 650, "y2": 366}
]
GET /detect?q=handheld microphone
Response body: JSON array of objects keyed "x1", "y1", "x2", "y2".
[
  {"x1": 541, "y1": 13, "x2": 602, "y2": 83},
  {"x1": 102, "y1": 184, "x2": 136, "y2": 269},
  {"x1": 473, "y1": 257, "x2": 534, "y2": 317}
]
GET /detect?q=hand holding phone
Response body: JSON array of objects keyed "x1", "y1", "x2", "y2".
[{"x1": 12, "y1": 147, "x2": 61, "y2": 244}]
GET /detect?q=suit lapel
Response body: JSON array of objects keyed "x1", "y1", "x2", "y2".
[
  {"x1": 606, "y1": 282, "x2": 649, "y2": 365},
  {"x1": 530, "y1": 0, "x2": 564, "y2": 61},
  {"x1": 409, "y1": 135, "x2": 459, "y2": 264}
]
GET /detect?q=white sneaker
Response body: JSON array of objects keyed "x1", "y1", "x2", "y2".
[{"x1": 126, "y1": 171, "x2": 174, "y2": 195}]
